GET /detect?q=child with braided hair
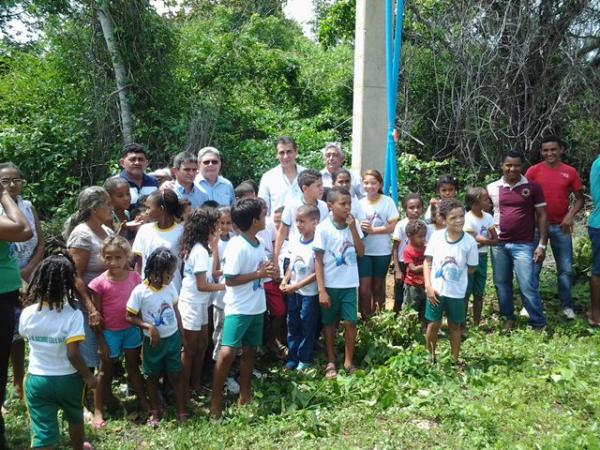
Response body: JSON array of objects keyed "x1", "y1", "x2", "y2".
[{"x1": 19, "y1": 252, "x2": 97, "y2": 450}]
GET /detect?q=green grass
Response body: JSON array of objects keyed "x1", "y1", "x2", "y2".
[{"x1": 5, "y1": 271, "x2": 600, "y2": 449}]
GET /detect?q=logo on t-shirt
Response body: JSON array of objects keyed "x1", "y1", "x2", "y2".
[
  {"x1": 369, "y1": 212, "x2": 385, "y2": 227},
  {"x1": 150, "y1": 302, "x2": 175, "y2": 328},
  {"x1": 479, "y1": 225, "x2": 488, "y2": 237},
  {"x1": 252, "y1": 262, "x2": 264, "y2": 291},
  {"x1": 330, "y1": 240, "x2": 357, "y2": 267},
  {"x1": 292, "y1": 255, "x2": 309, "y2": 276},
  {"x1": 521, "y1": 188, "x2": 531, "y2": 198},
  {"x1": 435, "y1": 256, "x2": 461, "y2": 282}
]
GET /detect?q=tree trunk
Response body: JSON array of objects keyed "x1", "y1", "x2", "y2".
[{"x1": 96, "y1": 0, "x2": 134, "y2": 146}]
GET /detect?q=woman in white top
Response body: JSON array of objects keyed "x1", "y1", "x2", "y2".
[
  {"x1": 66, "y1": 186, "x2": 114, "y2": 369},
  {"x1": 358, "y1": 170, "x2": 400, "y2": 318}
]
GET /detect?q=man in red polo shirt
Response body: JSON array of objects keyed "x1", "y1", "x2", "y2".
[
  {"x1": 525, "y1": 136, "x2": 584, "y2": 320},
  {"x1": 487, "y1": 150, "x2": 548, "y2": 330}
]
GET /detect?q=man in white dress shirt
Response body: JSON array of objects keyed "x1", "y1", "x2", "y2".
[{"x1": 319, "y1": 142, "x2": 363, "y2": 199}]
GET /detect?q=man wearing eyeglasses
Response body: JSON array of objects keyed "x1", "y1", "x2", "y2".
[
  {"x1": 119, "y1": 143, "x2": 159, "y2": 207},
  {"x1": 194, "y1": 147, "x2": 235, "y2": 206},
  {"x1": 258, "y1": 136, "x2": 307, "y2": 215}
]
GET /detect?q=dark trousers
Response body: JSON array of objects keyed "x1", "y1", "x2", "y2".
[
  {"x1": 286, "y1": 293, "x2": 319, "y2": 364},
  {"x1": 0, "y1": 290, "x2": 19, "y2": 447}
]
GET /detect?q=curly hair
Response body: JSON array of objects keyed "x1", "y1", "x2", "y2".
[
  {"x1": 179, "y1": 207, "x2": 221, "y2": 260},
  {"x1": 25, "y1": 252, "x2": 77, "y2": 311},
  {"x1": 144, "y1": 247, "x2": 178, "y2": 286}
]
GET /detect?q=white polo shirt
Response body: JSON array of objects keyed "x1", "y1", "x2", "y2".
[{"x1": 258, "y1": 164, "x2": 307, "y2": 215}]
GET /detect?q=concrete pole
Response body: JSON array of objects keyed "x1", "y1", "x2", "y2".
[{"x1": 351, "y1": 0, "x2": 388, "y2": 176}]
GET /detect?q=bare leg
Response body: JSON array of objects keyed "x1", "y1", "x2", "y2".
[
  {"x1": 358, "y1": 277, "x2": 373, "y2": 318},
  {"x1": 146, "y1": 376, "x2": 161, "y2": 416},
  {"x1": 342, "y1": 322, "x2": 357, "y2": 369},
  {"x1": 448, "y1": 321, "x2": 462, "y2": 363},
  {"x1": 472, "y1": 296, "x2": 483, "y2": 326},
  {"x1": 68, "y1": 421, "x2": 85, "y2": 450},
  {"x1": 425, "y1": 321, "x2": 441, "y2": 362},
  {"x1": 167, "y1": 371, "x2": 186, "y2": 420},
  {"x1": 372, "y1": 278, "x2": 387, "y2": 313},
  {"x1": 191, "y1": 328, "x2": 209, "y2": 392},
  {"x1": 238, "y1": 346, "x2": 256, "y2": 405},
  {"x1": 10, "y1": 339, "x2": 24, "y2": 398},
  {"x1": 124, "y1": 348, "x2": 148, "y2": 412},
  {"x1": 93, "y1": 357, "x2": 113, "y2": 427},
  {"x1": 181, "y1": 330, "x2": 199, "y2": 400},
  {"x1": 323, "y1": 324, "x2": 336, "y2": 363},
  {"x1": 590, "y1": 275, "x2": 600, "y2": 324},
  {"x1": 210, "y1": 346, "x2": 237, "y2": 419}
]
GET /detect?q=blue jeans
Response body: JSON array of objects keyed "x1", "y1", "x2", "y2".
[
  {"x1": 532, "y1": 224, "x2": 574, "y2": 309},
  {"x1": 492, "y1": 243, "x2": 546, "y2": 328},
  {"x1": 286, "y1": 293, "x2": 319, "y2": 364}
]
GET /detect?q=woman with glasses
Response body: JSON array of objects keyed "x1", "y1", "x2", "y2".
[
  {"x1": 194, "y1": 147, "x2": 235, "y2": 206},
  {"x1": 0, "y1": 162, "x2": 32, "y2": 448}
]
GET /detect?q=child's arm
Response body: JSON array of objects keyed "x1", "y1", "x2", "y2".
[
  {"x1": 314, "y1": 252, "x2": 330, "y2": 308},
  {"x1": 212, "y1": 244, "x2": 222, "y2": 280},
  {"x1": 347, "y1": 215, "x2": 365, "y2": 257},
  {"x1": 126, "y1": 311, "x2": 160, "y2": 347},
  {"x1": 362, "y1": 219, "x2": 399, "y2": 235},
  {"x1": 20, "y1": 205, "x2": 45, "y2": 282},
  {"x1": 392, "y1": 239, "x2": 402, "y2": 281},
  {"x1": 225, "y1": 261, "x2": 277, "y2": 287},
  {"x1": 423, "y1": 257, "x2": 439, "y2": 305},
  {"x1": 67, "y1": 343, "x2": 97, "y2": 389},
  {"x1": 273, "y1": 224, "x2": 290, "y2": 267},
  {"x1": 133, "y1": 254, "x2": 143, "y2": 275},
  {"x1": 407, "y1": 260, "x2": 424, "y2": 275},
  {"x1": 195, "y1": 272, "x2": 225, "y2": 292},
  {"x1": 284, "y1": 273, "x2": 317, "y2": 294},
  {"x1": 90, "y1": 291, "x2": 109, "y2": 360},
  {"x1": 487, "y1": 226, "x2": 499, "y2": 246},
  {"x1": 279, "y1": 264, "x2": 292, "y2": 291}
]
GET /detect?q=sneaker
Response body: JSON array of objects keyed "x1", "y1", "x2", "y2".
[
  {"x1": 563, "y1": 308, "x2": 576, "y2": 320},
  {"x1": 225, "y1": 377, "x2": 240, "y2": 395},
  {"x1": 519, "y1": 307, "x2": 530, "y2": 318},
  {"x1": 296, "y1": 362, "x2": 311, "y2": 371},
  {"x1": 252, "y1": 369, "x2": 265, "y2": 379}
]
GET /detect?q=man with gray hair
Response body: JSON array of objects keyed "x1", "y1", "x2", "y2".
[
  {"x1": 320, "y1": 142, "x2": 364, "y2": 198},
  {"x1": 194, "y1": 146, "x2": 235, "y2": 206}
]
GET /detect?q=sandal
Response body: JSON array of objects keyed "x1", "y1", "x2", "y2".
[
  {"x1": 177, "y1": 412, "x2": 190, "y2": 424},
  {"x1": 146, "y1": 410, "x2": 161, "y2": 427},
  {"x1": 91, "y1": 417, "x2": 107, "y2": 430},
  {"x1": 343, "y1": 364, "x2": 358, "y2": 375},
  {"x1": 588, "y1": 319, "x2": 600, "y2": 328},
  {"x1": 324, "y1": 363, "x2": 337, "y2": 380}
]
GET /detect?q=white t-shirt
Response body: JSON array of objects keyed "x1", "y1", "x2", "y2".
[
  {"x1": 213, "y1": 235, "x2": 233, "y2": 309},
  {"x1": 19, "y1": 303, "x2": 85, "y2": 376},
  {"x1": 358, "y1": 195, "x2": 400, "y2": 256},
  {"x1": 179, "y1": 243, "x2": 213, "y2": 305},
  {"x1": 281, "y1": 196, "x2": 329, "y2": 245},
  {"x1": 132, "y1": 222, "x2": 184, "y2": 292},
  {"x1": 126, "y1": 282, "x2": 179, "y2": 338},
  {"x1": 258, "y1": 164, "x2": 307, "y2": 215},
  {"x1": 257, "y1": 218, "x2": 278, "y2": 282},
  {"x1": 222, "y1": 234, "x2": 267, "y2": 315},
  {"x1": 425, "y1": 230, "x2": 479, "y2": 299},
  {"x1": 393, "y1": 218, "x2": 433, "y2": 262},
  {"x1": 463, "y1": 211, "x2": 495, "y2": 254},
  {"x1": 288, "y1": 237, "x2": 318, "y2": 296},
  {"x1": 313, "y1": 217, "x2": 364, "y2": 288}
]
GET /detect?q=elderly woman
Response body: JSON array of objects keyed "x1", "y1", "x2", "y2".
[
  {"x1": 65, "y1": 186, "x2": 114, "y2": 369},
  {"x1": 0, "y1": 179, "x2": 31, "y2": 448},
  {"x1": 194, "y1": 147, "x2": 235, "y2": 206},
  {"x1": 320, "y1": 142, "x2": 364, "y2": 199}
]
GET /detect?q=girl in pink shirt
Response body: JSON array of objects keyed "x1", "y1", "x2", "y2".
[{"x1": 88, "y1": 235, "x2": 147, "y2": 428}]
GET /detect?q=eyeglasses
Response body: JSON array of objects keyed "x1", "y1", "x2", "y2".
[
  {"x1": 202, "y1": 159, "x2": 220, "y2": 166},
  {"x1": 0, "y1": 178, "x2": 26, "y2": 187}
]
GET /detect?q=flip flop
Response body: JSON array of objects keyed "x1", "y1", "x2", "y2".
[
  {"x1": 343, "y1": 364, "x2": 358, "y2": 375},
  {"x1": 324, "y1": 363, "x2": 337, "y2": 380}
]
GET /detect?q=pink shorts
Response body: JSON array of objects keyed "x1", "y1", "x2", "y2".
[{"x1": 264, "y1": 280, "x2": 286, "y2": 317}]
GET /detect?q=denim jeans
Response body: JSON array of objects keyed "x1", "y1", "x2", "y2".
[
  {"x1": 286, "y1": 293, "x2": 319, "y2": 364},
  {"x1": 492, "y1": 243, "x2": 547, "y2": 328},
  {"x1": 532, "y1": 224, "x2": 574, "y2": 309}
]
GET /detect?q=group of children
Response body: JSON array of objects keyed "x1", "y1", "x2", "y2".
[{"x1": 6, "y1": 158, "x2": 501, "y2": 448}]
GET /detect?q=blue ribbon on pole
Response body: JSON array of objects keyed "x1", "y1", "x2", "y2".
[{"x1": 383, "y1": 0, "x2": 405, "y2": 204}]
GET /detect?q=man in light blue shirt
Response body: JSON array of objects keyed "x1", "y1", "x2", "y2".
[
  {"x1": 195, "y1": 147, "x2": 235, "y2": 206},
  {"x1": 172, "y1": 151, "x2": 207, "y2": 209},
  {"x1": 588, "y1": 154, "x2": 600, "y2": 327}
]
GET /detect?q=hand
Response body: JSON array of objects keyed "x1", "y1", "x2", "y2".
[
  {"x1": 97, "y1": 343, "x2": 109, "y2": 361},
  {"x1": 319, "y1": 291, "x2": 331, "y2": 309},
  {"x1": 360, "y1": 220, "x2": 373, "y2": 234},
  {"x1": 160, "y1": 180, "x2": 176, "y2": 192},
  {"x1": 426, "y1": 285, "x2": 439, "y2": 306},
  {"x1": 560, "y1": 217, "x2": 574, "y2": 234},
  {"x1": 279, "y1": 280, "x2": 288, "y2": 292},
  {"x1": 533, "y1": 246, "x2": 546, "y2": 264},
  {"x1": 85, "y1": 374, "x2": 98, "y2": 390},
  {"x1": 394, "y1": 268, "x2": 403, "y2": 282},
  {"x1": 149, "y1": 326, "x2": 160, "y2": 348},
  {"x1": 282, "y1": 283, "x2": 297, "y2": 294},
  {"x1": 346, "y1": 213, "x2": 356, "y2": 227},
  {"x1": 257, "y1": 261, "x2": 271, "y2": 278},
  {"x1": 125, "y1": 216, "x2": 146, "y2": 230},
  {"x1": 20, "y1": 267, "x2": 32, "y2": 283},
  {"x1": 88, "y1": 308, "x2": 102, "y2": 328}
]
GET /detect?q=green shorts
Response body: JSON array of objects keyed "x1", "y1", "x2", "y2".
[
  {"x1": 403, "y1": 284, "x2": 426, "y2": 315},
  {"x1": 358, "y1": 254, "x2": 391, "y2": 278},
  {"x1": 425, "y1": 296, "x2": 466, "y2": 324},
  {"x1": 24, "y1": 373, "x2": 84, "y2": 449},
  {"x1": 142, "y1": 331, "x2": 182, "y2": 377},
  {"x1": 221, "y1": 313, "x2": 264, "y2": 348},
  {"x1": 466, "y1": 253, "x2": 488, "y2": 298},
  {"x1": 321, "y1": 288, "x2": 358, "y2": 326}
]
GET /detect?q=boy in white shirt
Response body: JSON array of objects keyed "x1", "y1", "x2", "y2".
[
  {"x1": 280, "y1": 204, "x2": 320, "y2": 371},
  {"x1": 210, "y1": 199, "x2": 278, "y2": 419},
  {"x1": 424, "y1": 199, "x2": 478, "y2": 365},
  {"x1": 313, "y1": 187, "x2": 364, "y2": 379}
]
